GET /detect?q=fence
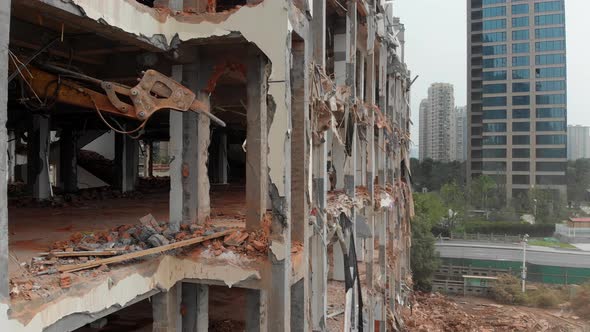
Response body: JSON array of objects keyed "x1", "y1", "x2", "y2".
[
  {"x1": 448, "y1": 232, "x2": 524, "y2": 243},
  {"x1": 555, "y1": 224, "x2": 590, "y2": 238}
]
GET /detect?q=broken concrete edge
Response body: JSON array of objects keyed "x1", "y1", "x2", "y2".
[{"x1": 4, "y1": 255, "x2": 261, "y2": 330}]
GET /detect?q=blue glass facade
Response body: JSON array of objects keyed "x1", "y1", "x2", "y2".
[
  {"x1": 512, "y1": 82, "x2": 530, "y2": 92},
  {"x1": 535, "y1": 13, "x2": 565, "y2": 26},
  {"x1": 535, "y1": 27, "x2": 565, "y2": 39},
  {"x1": 512, "y1": 16, "x2": 529, "y2": 27},
  {"x1": 483, "y1": 19, "x2": 507, "y2": 30},
  {"x1": 483, "y1": 84, "x2": 507, "y2": 94},
  {"x1": 483, "y1": 6, "x2": 507, "y2": 18},
  {"x1": 483, "y1": 32, "x2": 507, "y2": 42},
  {"x1": 483, "y1": 122, "x2": 507, "y2": 132},
  {"x1": 483, "y1": 0, "x2": 506, "y2": 5},
  {"x1": 536, "y1": 135, "x2": 567, "y2": 145},
  {"x1": 512, "y1": 69, "x2": 530, "y2": 79},
  {"x1": 469, "y1": 0, "x2": 567, "y2": 189},
  {"x1": 536, "y1": 107, "x2": 566, "y2": 118},
  {"x1": 512, "y1": 4, "x2": 529, "y2": 14},
  {"x1": 483, "y1": 96, "x2": 507, "y2": 106},
  {"x1": 513, "y1": 95, "x2": 530, "y2": 105},
  {"x1": 483, "y1": 57, "x2": 507, "y2": 68},
  {"x1": 536, "y1": 54, "x2": 566, "y2": 65},
  {"x1": 535, "y1": 40, "x2": 565, "y2": 52},
  {"x1": 512, "y1": 29, "x2": 529, "y2": 40},
  {"x1": 537, "y1": 121, "x2": 566, "y2": 131},
  {"x1": 512, "y1": 56, "x2": 529, "y2": 66},
  {"x1": 536, "y1": 94, "x2": 566, "y2": 105},
  {"x1": 536, "y1": 80, "x2": 566, "y2": 92},
  {"x1": 512, "y1": 109, "x2": 530, "y2": 118},
  {"x1": 534, "y1": 1, "x2": 564, "y2": 13},
  {"x1": 537, "y1": 148, "x2": 566, "y2": 158},
  {"x1": 513, "y1": 135, "x2": 531, "y2": 144},
  {"x1": 483, "y1": 136, "x2": 508, "y2": 145},
  {"x1": 512, "y1": 42, "x2": 530, "y2": 53},
  {"x1": 483, "y1": 109, "x2": 507, "y2": 119},
  {"x1": 483, "y1": 44, "x2": 507, "y2": 55},
  {"x1": 535, "y1": 67, "x2": 566, "y2": 78},
  {"x1": 483, "y1": 70, "x2": 507, "y2": 80}
]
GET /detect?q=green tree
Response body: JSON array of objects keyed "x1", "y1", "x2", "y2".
[
  {"x1": 411, "y1": 193, "x2": 443, "y2": 291},
  {"x1": 411, "y1": 214, "x2": 440, "y2": 291},
  {"x1": 440, "y1": 181, "x2": 468, "y2": 231},
  {"x1": 413, "y1": 193, "x2": 446, "y2": 227},
  {"x1": 469, "y1": 175, "x2": 496, "y2": 210},
  {"x1": 567, "y1": 159, "x2": 590, "y2": 206}
]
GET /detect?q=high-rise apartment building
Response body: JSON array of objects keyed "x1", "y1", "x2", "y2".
[
  {"x1": 567, "y1": 125, "x2": 590, "y2": 160},
  {"x1": 419, "y1": 83, "x2": 455, "y2": 161},
  {"x1": 468, "y1": 0, "x2": 567, "y2": 199},
  {"x1": 451, "y1": 106, "x2": 469, "y2": 161},
  {"x1": 419, "y1": 99, "x2": 430, "y2": 160}
]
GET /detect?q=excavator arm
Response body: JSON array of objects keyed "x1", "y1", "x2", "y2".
[{"x1": 11, "y1": 62, "x2": 226, "y2": 127}]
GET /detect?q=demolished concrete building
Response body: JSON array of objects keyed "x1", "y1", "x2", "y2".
[{"x1": 0, "y1": 0, "x2": 414, "y2": 331}]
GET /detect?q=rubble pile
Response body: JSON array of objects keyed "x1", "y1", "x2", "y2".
[
  {"x1": 402, "y1": 292, "x2": 479, "y2": 332},
  {"x1": 10, "y1": 214, "x2": 270, "y2": 301},
  {"x1": 401, "y1": 292, "x2": 572, "y2": 332}
]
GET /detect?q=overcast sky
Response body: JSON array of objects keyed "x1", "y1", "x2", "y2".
[{"x1": 395, "y1": 0, "x2": 590, "y2": 148}]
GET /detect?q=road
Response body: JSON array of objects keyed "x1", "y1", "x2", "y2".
[{"x1": 435, "y1": 241, "x2": 590, "y2": 268}]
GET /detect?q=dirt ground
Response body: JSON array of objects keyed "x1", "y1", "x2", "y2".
[{"x1": 402, "y1": 292, "x2": 589, "y2": 332}]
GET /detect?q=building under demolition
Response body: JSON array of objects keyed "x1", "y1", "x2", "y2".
[{"x1": 0, "y1": 0, "x2": 414, "y2": 331}]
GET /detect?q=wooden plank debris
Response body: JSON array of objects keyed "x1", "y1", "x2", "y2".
[{"x1": 37, "y1": 229, "x2": 237, "y2": 275}]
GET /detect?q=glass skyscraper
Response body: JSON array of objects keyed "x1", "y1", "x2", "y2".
[{"x1": 467, "y1": 0, "x2": 567, "y2": 200}]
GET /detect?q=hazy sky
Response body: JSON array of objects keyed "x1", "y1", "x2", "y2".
[{"x1": 395, "y1": 0, "x2": 590, "y2": 146}]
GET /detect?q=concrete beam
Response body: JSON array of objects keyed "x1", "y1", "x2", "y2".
[
  {"x1": 246, "y1": 51, "x2": 269, "y2": 230},
  {"x1": 27, "y1": 114, "x2": 51, "y2": 200},
  {"x1": 153, "y1": 284, "x2": 182, "y2": 332},
  {"x1": 0, "y1": 0, "x2": 10, "y2": 303}
]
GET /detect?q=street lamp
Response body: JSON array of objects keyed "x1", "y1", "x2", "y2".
[{"x1": 521, "y1": 234, "x2": 529, "y2": 293}]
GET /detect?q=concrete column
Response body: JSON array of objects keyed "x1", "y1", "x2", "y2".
[
  {"x1": 0, "y1": 0, "x2": 10, "y2": 302},
  {"x1": 330, "y1": 38, "x2": 346, "y2": 309},
  {"x1": 181, "y1": 283, "x2": 208, "y2": 332},
  {"x1": 290, "y1": 35, "x2": 310, "y2": 331},
  {"x1": 169, "y1": 62, "x2": 210, "y2": 231},
  {"x1": 366, "y1": 54, "x2": 376, "y2": 332},
  {"x1": 310, "y1": 0, "x2": 328, "y2": 328},
  {"x1": 217, "y1": 131, "x2": 228, "y2": 184},
  {"x1": 246, "y1": 51, "x2": 268, "y2": 230},
  {"x1": 114, "y1": 130, "x2": 138, "y2": 193},
  {"x1": 28, "y1": 114, "x2": 51, "y2": 200},
  {"x1": 153, "y1": 284, "x2": 182, "y2": 332},
  {"x1": 377, "y1": 44, "x2": 388, "y2": 332},
  {"x1": 144, "y1": 140, "x2": 154, "y2": 178},
  {"x1": 290, "y1": 279, "x2": 305, "y2": 332},
  {"x1": 8, "y1": 131, "x2": 15, "y2": 183},
  {"x1": 60, "y1": 127, "x2": 78, "y2": 193},
  {"x1": 245, "y1": 289, "x2": 268, "y2": 332},
  {"x1": 291, "y1": 38, "x2": 307, "y2": 244},
  {"x1": 331, "y1": 141, "x2": 347, "y2": 282}
]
